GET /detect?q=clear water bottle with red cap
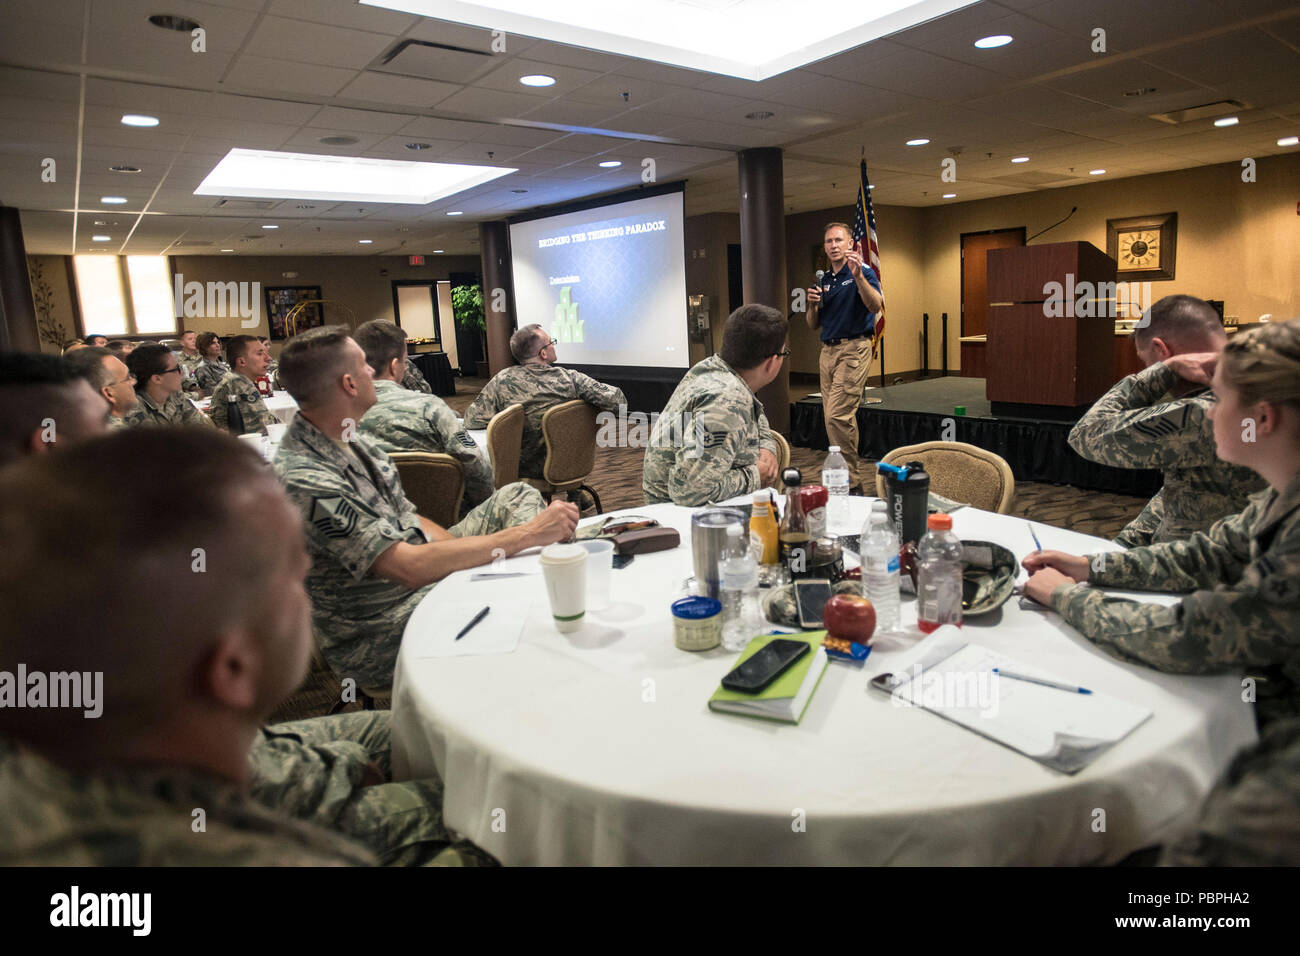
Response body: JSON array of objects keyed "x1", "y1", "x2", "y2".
[{"x1": 916, "y1": 513, "x2": 962, "y2": 633}]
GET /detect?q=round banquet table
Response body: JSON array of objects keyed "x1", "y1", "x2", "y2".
[
  {"x1": 390, "y1": 496, "x2": 1257, "y2": 866},
  {"x1": 196, "y1": 390, "x2": 298, "y2": 425}
]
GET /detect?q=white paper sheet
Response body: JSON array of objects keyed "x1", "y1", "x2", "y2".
[{"x1": 405, "y1": 601, "x2": 530, "y2": 658}]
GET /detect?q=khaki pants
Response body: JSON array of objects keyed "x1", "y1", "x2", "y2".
[{"x1": 819, "y1": 337, "x2": 875, "y2": 487}]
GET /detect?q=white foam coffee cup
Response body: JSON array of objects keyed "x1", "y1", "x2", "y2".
[{"x1": 539, "y1": 543, "x2": 587, "y2": 633}]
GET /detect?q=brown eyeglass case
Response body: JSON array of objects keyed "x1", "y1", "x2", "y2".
[{"x1": 612, "y1": 527, "x2": 680, "y2": 555}]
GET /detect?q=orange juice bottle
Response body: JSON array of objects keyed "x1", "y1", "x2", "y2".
[{"x1": 750, "y1": 491, "x2": 779, "y2": 565}]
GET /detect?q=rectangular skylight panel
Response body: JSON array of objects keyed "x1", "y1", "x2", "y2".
[
  {"x1": 360, "y1": 0, "x2": 979, "y2": 80},
  {"x1": 194, "y1": 148, "x2": 516, "y2": 204}
]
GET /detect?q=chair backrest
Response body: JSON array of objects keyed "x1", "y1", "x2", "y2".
[
  {"x1": 388, "y1": 451, "x2": 465, "y2": 527},
  {"x1": 485, "y1": 402, "x2": 524, "y2": 489},
  {"x1": 873, "y1": 441, "x2": 1015, "y2": 514},
  {"x1": 540, "y1": 399, "x2": 598, "y2": 490},
  {"x1": 771, "y1": 431, "x2": 791, "y2": 492}
]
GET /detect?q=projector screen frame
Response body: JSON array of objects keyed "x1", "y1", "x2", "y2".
[{"x1": 506, "y1": 181, "x2": 692, "y2": 377}]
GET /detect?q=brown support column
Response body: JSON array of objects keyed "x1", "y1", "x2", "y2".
[
  {"x1": 0, "y1": 207, "x2": 40, "y2": 352},
  {"x1": 737, "y1": 148, "x2": 789, "y2": 434},
  {"x1": 478, "y1": 221, "x2": 516, "y2": 376}
]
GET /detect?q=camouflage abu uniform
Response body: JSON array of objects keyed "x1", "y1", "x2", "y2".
[
  {"x1": 248, "y1": 711, "x2": 488, "y2": 866},
  {"x1": 1160, "y1": 716, "x2": 1300, "y2": 865},
  {"x1": 194, "y1": 358, "x2": 231, "y2": 394},
  {"x1": 361, "y1": 379, "x2": 494, "y2": 511},
  {"x1": 1068, "y1": 362, "x2": 1265, "y2": 548},
  {"x1": 0, "y1": 737, "x2": 375, "y2": 866},
  {"x1": 122, "y1": 390, "x2": 214, "y2": 428},
  {"x1": 209, "y1": 371, "x2": 277, "y2": 436},
  {"x1": 1050, "y1": 472, "x2": 1300, "y2": 730},
  {"x1": 274, "y1": 413, "x2": 544, "y2": 689},
  {"x1": 402, "y1": 360, "x2": 433, "y2": 394},
  {"x1": 177, "y1": 350, "x2": 204, "y2": 392},
  {"x1": 642, "y1": 354, "x2": 778, "y2": 506},
  {"x1": 464, "y1": 362, "x2": 626, "y2": 479}
]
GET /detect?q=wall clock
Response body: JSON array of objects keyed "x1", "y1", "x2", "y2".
[{"x1": 1106, "y1": 212, "x2": 1177, "y2": 280}]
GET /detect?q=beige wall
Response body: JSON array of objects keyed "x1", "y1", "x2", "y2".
[
  {"x1": 26, "y1": 254, "x2": 77, "y2": 354},
  {"x1": 921, "y1": 153, "x2": 1300, "y2": 370},
  {"x1": 28, "y1": 252, "x2": 480, "y2": 351},
  {"x1": 683, "y1": 211, "x2": 740, "y2": 365}
]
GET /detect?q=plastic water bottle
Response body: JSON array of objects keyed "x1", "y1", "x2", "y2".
[
  {"x1": 719, "y1": 524, "x2": 762, "y2": 651},
  {"x1": 862, "y1": 503, "x2": 901, "y2": 634},
  {"x1": 916, "y1": 513, "x2": 963, "y2": 633},
  {"x1": 821, "y1": 445, "x2": 850, "y2": 532}
]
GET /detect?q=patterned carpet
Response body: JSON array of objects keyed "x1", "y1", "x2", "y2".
[{"x1": 270, "y1": 375, "x2": 1149, "y2": 724}]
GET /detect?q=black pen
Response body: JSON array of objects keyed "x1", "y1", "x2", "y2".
[{"x1": 455, "y1": 606, "x2": 490, "y2": 641}]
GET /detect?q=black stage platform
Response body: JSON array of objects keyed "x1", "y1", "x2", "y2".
[{"x1": 790, "y1": 377, "x2": 1161, "y2": 496}]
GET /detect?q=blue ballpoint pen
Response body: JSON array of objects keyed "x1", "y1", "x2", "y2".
[{"x1": 993, "y1": 668, "x2": 1091, "y2": 695}]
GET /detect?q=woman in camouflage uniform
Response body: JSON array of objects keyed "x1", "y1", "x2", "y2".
[{"x1": 1024, "y1": 319, "x2": 1300, "y2": 731}]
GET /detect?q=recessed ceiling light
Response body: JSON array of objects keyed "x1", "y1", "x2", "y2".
[
  {"x1": 262, "y1": 224, "x2": 278, "y2": 229},
  {"x1": 1279, "y1": 136, "x2": 1300, "y2": 147},
  {"x1": 109, "y1": 165, "x2": 142, "y2": 173},
  {"x1": 519, "y1": 74, "x2": 556, "y2": 87},
  {"x1": 121, "y1": 114, "x2": 159, "y2": 127},
  {"x1": 93, "y1": 220, "x2": 107, "y2": 226},
  {"x1": 942, "y1": 193, "x2": 956, "y2": 199},
  {"x1": 405, "y1": 142, "x2": 432, "y2": 150},
  {"x1": 1123, "y1": 87, "x2": 1157, "y2": 97},
  {"x1": 101, "y1": 196, "x2": 128, "y2": 204},
  {"x1": 906, "y1": 138, "x2": 929, "y2": 146},
  {"x1": 974, "y1": 35, "x2": 1013, "y2": 49},
  {"x1": 1213, "y1": 116, "x2": 1238, "y2": 127},
  {"x1": 194, "y1": 148, "x2": 516, "y2": 205},
  {"x1": 359, "y1": 239, "x2": 373, "y2": 244},
  {"x1": 359, "y1": 0, "x2": 991, "y2": 81},
  {"x1": 319, "y1": 135, "x2": 360, "y2": 146},
  {"x1": 92, "y1": 235, "x2": 111, "y2": 241},
  {"x1": 221, "y1": 248, "x2": 234, "y2": 252},
  {"x1": 598, "y1": 160, "x2": 622, "y2": 168},
  {"x1": 148, "y1": 14, "x2": 201, "y2": 32},
  {"x1": 1089, "y1": 169, "x2": 1106, "y2": 175},
  {"x1": 1011, "y1": 156, "x2": 1030, "y2": 163},
  {"x1": 447, "y1": 211, "x2": 463, "y2": 216},
  {"x1": 745, "y1": 111, "x2": 774, "y2": 120},
  {"x1": 433, "y1": 249, "x2": 444, "y2": 253}
]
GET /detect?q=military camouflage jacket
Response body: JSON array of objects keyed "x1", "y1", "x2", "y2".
[
  {"x1": 177, "y1": 350, "x2": 204, "y2": 392},
  {"x1": 0, "y1": 738, "x2": 375, "y2": 865},
  {"x1": 1068, "y1": 362, "x2": 1265, "y2": 547},
  {"x1": 361, "y1": 380, "x2": 494, "y2": 510},
  {"x1": 642, "y1": 354, "x2": 778, "y2": 506},
  {"x1": 121, "y1": 390, "x2": 214, "y2": 428},
  {"x1": 402, "y1": 361, "x2": 433, "y2": 394},
  {"x1": 1053, "y1": 472, "x2": 1300, "y2": 729},
  {"x1": 274, "y1": 413, "x2": 431, "y2": 690},
  {"x1": 194, "y1": 358, "x2": 231, "y2": 394},
  {"x1": 463, "y1": 362, "x2": 626, "y2": 479},
  {"x1": 209, "y1": 371, "x2": 277, "y2": 436},
  {"x1": 1161, "y1": 716, "x2": 1300, "y2": 865}
]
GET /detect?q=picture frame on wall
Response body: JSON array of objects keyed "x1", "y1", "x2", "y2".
[{"x1": 265, "y1": 286, "x2": 325, "y2": 340}]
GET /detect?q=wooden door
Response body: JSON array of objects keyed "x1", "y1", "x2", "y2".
[{"x1": 961, "y1": 228, "x2": 1024, "y2": 337}]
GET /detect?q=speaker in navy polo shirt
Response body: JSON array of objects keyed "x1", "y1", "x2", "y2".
[{"x1": 818, "y1": 262, "x2": 882, "y2": 343}]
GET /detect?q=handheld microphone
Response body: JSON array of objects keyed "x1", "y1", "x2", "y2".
[{"x1": 815, "y1": 269, "x2": 825, "y2": 286}]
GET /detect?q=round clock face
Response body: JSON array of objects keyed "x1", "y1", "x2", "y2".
[{"x1": 1119, "y1": 230, "x2": 1160, "y2": 268}]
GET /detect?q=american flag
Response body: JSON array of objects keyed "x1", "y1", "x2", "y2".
[{"x1": 853, "y1": 158, "x2": 884, "y2": 353}]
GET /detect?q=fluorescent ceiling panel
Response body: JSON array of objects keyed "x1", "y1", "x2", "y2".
[
  {"x1": 194, "y1": 148, "x2": 516, "y2": 204},
  {"x1": 361, "y1": 0, "x2": 980, "y2": 80}
]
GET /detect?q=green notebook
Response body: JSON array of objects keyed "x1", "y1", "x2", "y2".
[{"x1": 708, "y1": 632, "x2": 829, "y2": 724}]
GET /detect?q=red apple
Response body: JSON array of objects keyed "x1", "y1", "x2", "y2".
[{"x1": 823, "y1": 594, "x2": 876, "y2": 644}]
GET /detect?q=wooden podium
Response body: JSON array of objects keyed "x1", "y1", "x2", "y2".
[{"x1": 985, "y1": 241, "x2": 1116, "y2": 416}]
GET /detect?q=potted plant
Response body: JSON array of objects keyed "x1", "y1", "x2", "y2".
[{"x1": 451, "y1": 283, "x2": 488, "y2": 378}]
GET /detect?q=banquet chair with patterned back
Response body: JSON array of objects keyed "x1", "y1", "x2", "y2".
[
  {"x1": 486, "y1": 402, "x2": 524, "y2": 489},
  {"x1": 388, "y1": 451, "x2": 464, "y2": 528},
  {"x1": 532, "y1": 399, "x2": 602, "y2": 514},
  {"x1": 873, "y1": 440, "x2": 1015, "y2": 514},
  {"x1": 772, "y1": 431, "x2": 791, "y2": 492}
]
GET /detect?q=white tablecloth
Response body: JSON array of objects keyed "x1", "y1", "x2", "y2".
[
  {"x1": 197, "y1": 390, "x2": 298, "y2": 425},
  {"x1": 390, "y1": 497, "x2": 1257, "y2": 865}
]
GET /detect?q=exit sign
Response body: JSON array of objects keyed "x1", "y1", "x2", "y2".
[{"x1": 408, "y1": 255, "x2": 425, "y2": 266}]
